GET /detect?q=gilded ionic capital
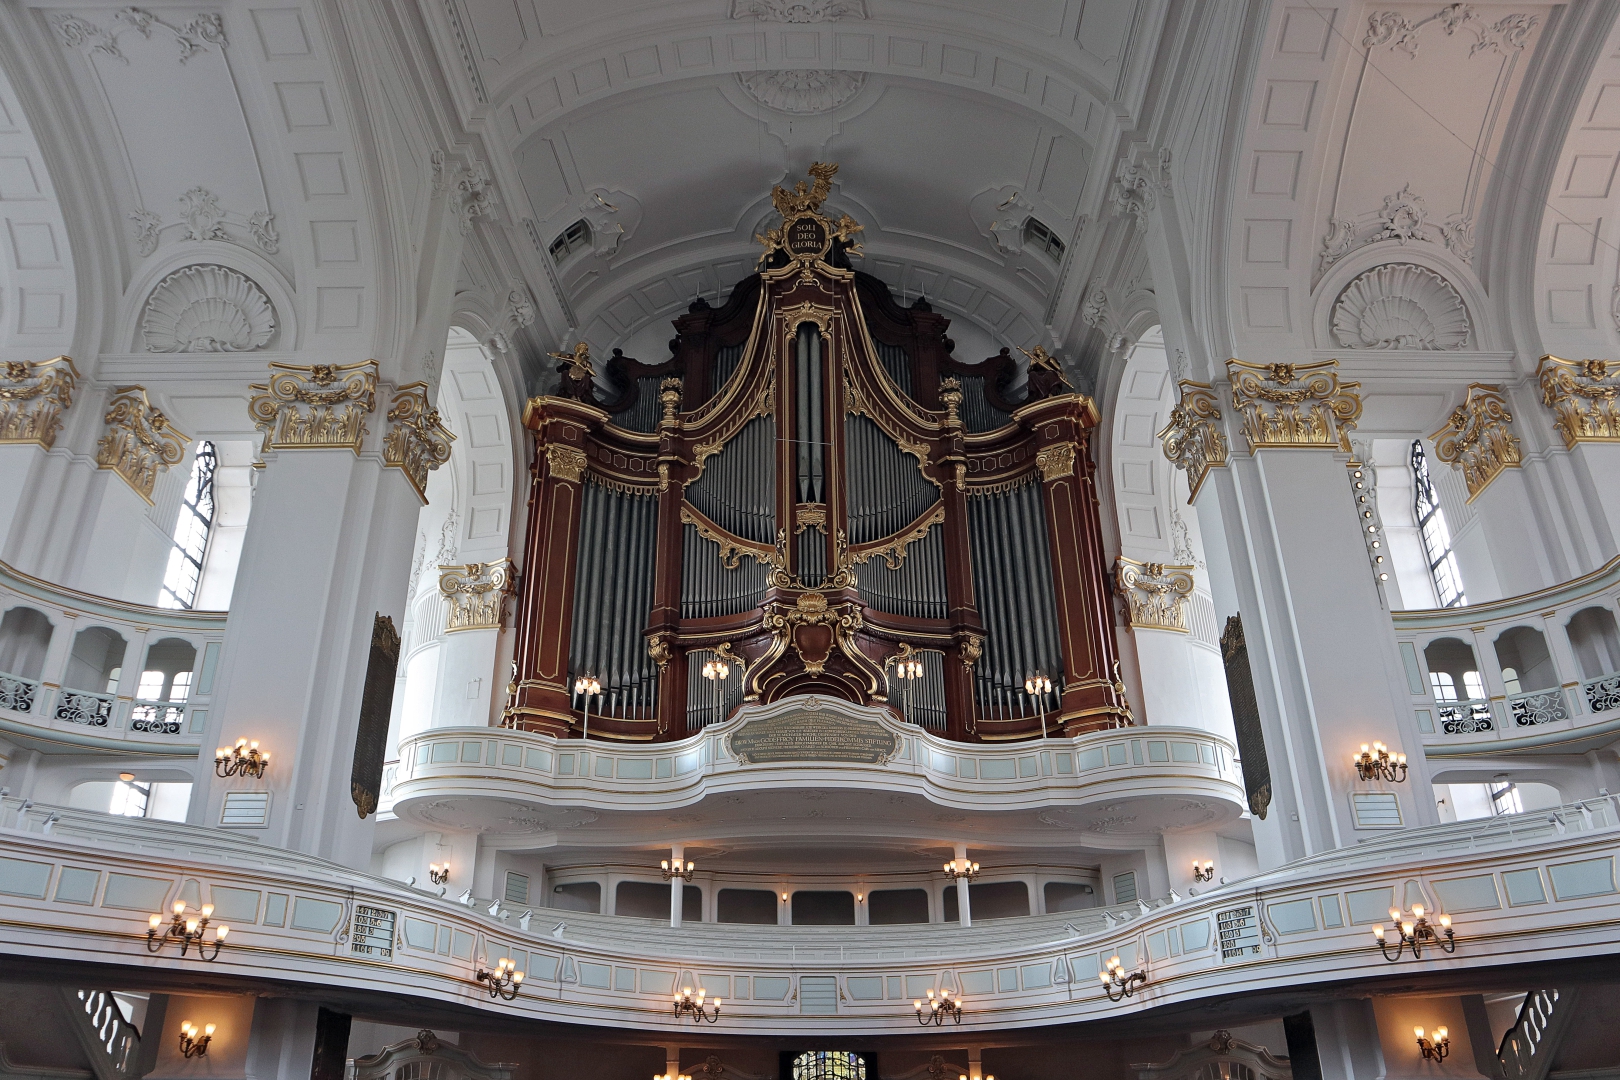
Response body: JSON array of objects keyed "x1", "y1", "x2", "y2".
[
  {"x1": 0, "y1": 356, "x2": 79, "y2": 450},
  {"x1": 1114, "y1": 557, "x2": 1196, "y2": 632},
  {"x1": 1431, "y1": 382, "x2": 1521, "y2": 501},
  {"x1": 95, "y1": 386, "x2": 189, "y2": 502},
  {"x1": 384, "y1": 383, "x2": 455, "y2": 502},
  {"x1": 1226, "y1": 359, "x2": 1362, "y2": 452},
  {"x1": 248, "y1": 360, "x2": 378, "y2": 452},
  {"x1": 1537, "y1": 355, "x2": 1620, "y2": 449},
  {"x1": 1157, "y1": 380, "x2": 1228, "y2": 499},
  {"x1": 438, "y1": 558, "x2": 515, "y2": 631}
]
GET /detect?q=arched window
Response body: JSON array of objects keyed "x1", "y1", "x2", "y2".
[
  {"x1": 792, "y1": 1052, "x2": 866, "y2": 1080},
  {"x1": 1022, "y1": 216, "x2": 1065, "y2": 260},
  {"x1": 159, "y1": 442, "x2": 217, "y2": 610},
  {"x1": 1410, "y1": 440, "x2": 1465, "y2": 608},
  {"x1": 548, "y1": 219, "x2": 591, "y2": 263}
]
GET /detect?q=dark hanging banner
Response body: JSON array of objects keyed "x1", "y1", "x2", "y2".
[
  {"x1": 1221, "y1": 614, "x2": 1272, "y2": 819},
  {"x1": 350, "y1": 613, "x2": 400, "y2": 819}
]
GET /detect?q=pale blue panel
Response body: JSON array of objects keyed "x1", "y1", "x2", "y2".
[
  {"x1": 460, "y1": 741, "x2": 481, "y2": 763},
  {"x1": 528, "y1": 953, "x2": 559, "y2": 980},
  {"x1": 1415, "y1": 709, "x2": 1434, "y2": 733},
  {"x1": 675, "y1": 752, "x2": 699, "y2": 775},
  {"x1": 1399, "y1": 641, "x2": 1425, "y2": 695},
  {"x1": 996, "y1": 967, "x2": 1018, "y2": 992},
  {"x1": 558, "y1": 753, "x2": 575, "y2": 775},
  {"x1": 699, "y1": 974, "x2": 731, "y2": 997},
  {"x1": 1168, "y1": 925, "x2": 1182, "y2": 955},
  {"x1": 198, "y1": 640, "x2": 221, "y2": 693},
  {"x1": 955, "y1": 757, "x2": 976, "y2": 778},
  {"x1": 527, "y1": 748, "x2": 551, "y2": 771},
  {"x1": 449, "y1": 930, "x2": 474, "y2": 960},
  {"x1": 430, "y1": 742, "x2": 456, "y2": 763},
  {"x1": 55, "y1": 867, "x2": 99, "y2": 905},
  {"x1": 577, "y1": 961, "x2": 611, "y2": 988},
  {"x1": 1146, "y1": 931, "x2": 1169, "y2": 960},
  {"x1": 846, "y1": 976, "x2": 883, "y2": 1000},
  {"x1": 1131, "y1": 741, "x2": 1144, "y2": 765},
  {"x1": 263, "y1": 893, "x2": 288, "y2": 926},
  {"x1": 1268, "y1": 898, "x2": 1317, "y2": 934},
  {"x1": 1345, "y1": 886, "x2": 1395, "y2": 926},
  {"x1": 980, "y1": 759, "x2": 1015, "y2": 780},
  {"x1": 735, "y1": 976, "x2": 751, "y2": 999},
  {"x1": 290, "y1": 897, "x2": 343, "y2": 932},
  {"x1": 1056, "y1": 752, "x2": 1074, "y2": 773},
  {"x1": 905, "y1": 974, "x2": 936, "y2": 998},
  {"x1": 209, "y1": 886, "x2": 261, "y2": 922},
  {"x1": 959, "y1": 969, "x2": 994, "y2": 995},
  {"x1": 641, "y1": 968, "x2": 674, "y2": 995},
  {"x1": 1433, "y1": 874, "x2": 1500, "y2": 912},
  {"x1": 618, "y1": 759, "x2": 653, "y2": 780},
  {"x1": 188, "y1": 707, "x2": 207, "y2": 734},
  {"x1": 933, "y1": 753, "x2": 957, "y2": 776},
  {"x1": 1068, "y1": 953, "x2": 1100, "y2": 982},
  {"x1": 1079, "y1": 747, "x2": 1106, "y2": 771},
  {"x1": 1107, "y1": 743, "x2": 1128, "y2": 766},
  {"x1": 1319, "y1": 895, "x2": 1344, "y2": 928},
  {"x1": 655, "y1": 757, "x2": 672, "y2": 779},
  {"x1": 886, "y1": 976, "x2": 902, "y2": 999},
  {"x1": 1180, "y1": 920, "x2": 1211, "y2": 951},
  {"x1": 595, "y1": 755, "x2": 613, "y2": 777},
  {"x1": 0, "y1": 857, "x2": 51, "y2": 899},
  {"x1": 1171, "y1": 742, "x2": 1200, "y2": 763},
  {"x1": 1018, "y1": 756, "x2": 1037, "y2": 777},
  {"x1": 614, "y1": 966, "x2": 637, "y2": 991},
  {"x1": 1550, "y1": 857, "x2": 1616, "y2": 900},
  {"x1": 1021, "y1": 963, "x2": 1051, "y2": 989},
  {"x1": 501, "y1": 744, "x2": 521, "y2": 766},
  {"x1": 1503, "y1": 868, "x2": 1546, "y2": 906},
  {"x1": 102, "y1": 873, "x2": 169, "y2": 912},
  {"x1": 416, "y1": 744, "x2": 429, "y2": 765},
  {"x1": 753, "y1": 976, "x2": 791, "y2": 1000},
  {"x1": 402, "y1": 917, "x2": 436, "y2": 951},
  {"x1": 1200, "y1": 744, "x2": 1215, "y2": 764},
  {"x1": 1147, "y1": 741, "x2": 1170, "y2": 763}
]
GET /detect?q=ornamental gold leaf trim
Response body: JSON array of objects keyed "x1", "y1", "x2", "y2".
[
  {"x1": 1157, "y1": 380, "x2": 1228, "y2": 500},
  {"x1": 849, "y1": 504, "x2": 943, "y2": 570},
  {"x1": 95, "y1": 386, "x2": 189, "y2": 503},
  {"x1": 0, "y1": 356, "x2": 79, "y2": 450},
  {"x1": 1114, "y1": 557, "x2": 1196, "y2": 633},
  {"x1": 248, "y1": 360, "x2": 378, "y2": 452},
  {"x1": 1537, "y1": 355, "x2": 1620, "y2": 449},
  {"x1": 1036, "y1": 442, "x2": 1076, "y2": 481},
  {"x1": 438, "y1": 558, "x2": 515, "y2": 632},
  {"x1": 1226, "y1": 359, "x2": 1361, "y2": 453},
  {"x1": 545, "y1": 444, "x2": 588, "y2": 483},
  {"x1": 384, "y1": 383, "x2": 455, "y2": 503},
  {"x1": 1431, "y1": 382, "x2": 1521, "y2": 502},
  {"x1": 682, "y1": 505, "x2": 774, "y2": 568}
]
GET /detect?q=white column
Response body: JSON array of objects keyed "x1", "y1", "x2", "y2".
[
  {"x1": 777, "y1": 888, "x2": 790, "y2": 926},
  {"x1": 669, "y1": 844, "x2": 684, "y2": 928},
  {"x1": 954, "y1": 842, "x2": 972, "y2": 928}
]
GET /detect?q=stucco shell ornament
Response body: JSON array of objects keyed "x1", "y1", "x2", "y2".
[
  {"x1": 1330, "y1": 262, "x2": 1469, "y2": 350},
  {"x1": 142, "y1": 264, "x2": 276, "y2": 352}
]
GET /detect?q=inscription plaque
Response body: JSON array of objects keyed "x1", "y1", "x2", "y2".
[{"x1": 726, "y1": 708, "x2": 899, "y2": 766}]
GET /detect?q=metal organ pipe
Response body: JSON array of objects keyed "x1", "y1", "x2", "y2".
[
  {"x1": 843, "y1": 416, "x2": 935, "y2": 544},
  {"x1": 686, "y1": 416, "x2": 776, "y2": 543},
  {"x1": 967, "y1": 478, "x2": 1064, "y2": 719},
  {"x1": 570, "y1": 477, "x2": 660, "y2": 722}
]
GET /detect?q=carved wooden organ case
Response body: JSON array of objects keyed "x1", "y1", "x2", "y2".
[{"x1": 507, "y1": 166, "x2": 1128, "y2": 743}]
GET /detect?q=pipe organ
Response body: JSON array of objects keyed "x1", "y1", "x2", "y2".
[{"x1": 507, "y1": 165, "x2": 1129, "y2": 743}]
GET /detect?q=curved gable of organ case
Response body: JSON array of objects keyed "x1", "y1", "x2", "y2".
[{"x1": 505, "y1": 166, "x2": 1129, "y2": 746}]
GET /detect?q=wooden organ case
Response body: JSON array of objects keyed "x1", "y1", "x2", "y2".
[{"x1": 506, "y1": 165, "x2": 1129, "y2": 743}]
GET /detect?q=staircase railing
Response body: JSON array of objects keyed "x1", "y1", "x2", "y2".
[
  {"x1": 70, "y1": 989, "x2": 141, "y2": 1080},
  {"x1": 1499, "y1": 988, "x2": 1576, "y2": 1080}
]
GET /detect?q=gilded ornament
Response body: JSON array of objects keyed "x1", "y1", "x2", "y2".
[
  {"x1": 658, "y1": 376, "x2": 683, "y2": 426},
  {"x1": 683, "y1": 506, "x2": 773, "y2": 567},
  {"x1": 545, "y1": 444, "x2": 588, "y2": 483},
  {"x1": 939, "y1": 377, "x2": 964, "y2": 428},
  {"x1": 1431, "y1": 383, "x2": 1522, "y2": 502},
  {"x1": 1036, "y1": 443, "x2": 1076, "y2": 481},
  {"x1": 849, "y1": 505, "x2": 942, "y2": 569},
  {"x1": 0, "y1": 356, "x2": 79, "y2": 450},
  {"x1": 1537, "y1": 355, "x2": 1620, "y2": 448},
  {"x1": 646, "y1": 631, "x2": 676, "y2": 671},
  {"x1": 248, "y1": 360, "x2": 378, "y2": 452},
  {"x1": 549, "y1": 342, "x2": 595, "y2": 381},
  {"x1": 438, "y1": 559, "x2": 515, "y2": 632},
  {"x1": 1114, "y1": 558, "x2": 1196, "y2": 633},
  {"x1": 1226, "y1": 359, "x2": 1362, "y2": 452},
  {"x1": 755, "y1": 162, "x2": 863, "y2": 264},
  {"x1": 795, "y1": 504, "x2": 828, "y2": 534},
  {"x1": 1157, "y1": 380, "x2": 1229, "y2": 499},
  {"x1": 95, "y1": 386, "x2": 189, "y2": 503},
  {"x1": 384, "y1": 383, "x2": 455, "y2": 503}
]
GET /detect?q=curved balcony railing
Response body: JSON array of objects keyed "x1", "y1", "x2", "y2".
[
  {"x1": 0, "y1": 561, "x2": 224, "y2": 756},
  {"x1": 393, "y1": 700, "x2": 1245, "y2": 822},
  {"x1": 1392, "y1": 555, "x2": 1620, "y2": 755},
  {"x1": 2, "y1": 796, "x2": 1618, "y2": 1035}
]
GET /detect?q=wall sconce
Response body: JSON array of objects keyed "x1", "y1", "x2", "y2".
[
  {"x1": 654, "y1": 1074, "x2": 693, "y2": 1080},
  {"x1": 148, "y1": 902, "x2": 228, "y2": 960},
  {"x1": 1415, "y1": 1026, "x2": 1450, "y2": 1061},
  {"x1": 673, "y1": 986, "x2": 720, "y2": 1023},
  {"x1": 1372, "y1": 905, "x2": 1455, "y2": 960},
  {"x1": 429, "y1": 862, "x2": 450, "y2": 885},
  {"x1": 781, "y1": 891, "x2": 789, "y2": 902},
  {"x1": 476, "y1": 957, "x2": 523, "y2": 1000},
  {"x1": 1099, "y1": 955, "x2": 1147, "y2": 1002},
  {"x1": 215, "y1": 739, "x2": 269, "y2": 779},
  {"x1": 661, "y1": 859, "x2": 694, "y2": 882},
  {"x1": 1192, "y1": 860, "x2": 1215, "y2": 883},
  {"x1": 943, "y1": 858, "x2": 980, "y2": 881},
  {"x1": 177, "y1": 1021, "x2": 214, "y2": 1058},
  {"x1": 1353, "y1": 742, "x2": 1407, "y2": 783},
  {"x1": 914, "y1": 988, "x2": 963, "y2": 1025}
]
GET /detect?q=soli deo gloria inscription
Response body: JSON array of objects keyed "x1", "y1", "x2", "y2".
[{"x1": 726, "y1": 708, "x2": 899, "y2": 765}]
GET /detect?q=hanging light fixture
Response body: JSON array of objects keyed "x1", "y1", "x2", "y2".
[
  {"x1": 661, "y1": 859, "x2": 695, "y2": 882},
  {"x1": 214, "y1": 739, "x2": 269, "y2": 779},
  {"x1": 1024, "y1": 672, "x2": 1053, "y2": 735},
  {"x1": 1099, "y1": 955, "x2": 1146, "y2": 1002},
  {"x1": 673, "y1": 986, "x2": 720, "y2": 1023},
  {"x1": 894, "y1": 655, "x2": 923, "y2": 722},
  {"x1": 147, "y1": 902, "x2": 228, "y2": 960},
  {"x1": 1353, "y1": 742, "x2": 1407, "y2": 782},
  {"x1": 913, "y1": 988, "x2": 963, "y2": 1025},
  {"x1": 701, "y1": 657, "x2": 729, "y2": 724},
  {"x1": 1415, "y1": 1026, "x2": 1450, "y2": 1061},
  {"x1": 943, "y1": 858, "x2": 979, "y2": 881},
  {"x1": 1371, "y1": 904, "x2": 1455, "y2": 960},
  {"x1": 574, "y1": 673, "x2": 602, "y2": 740},
  {"x1": 476, "y1": 957, "x2": 524, "y2": 1000}
]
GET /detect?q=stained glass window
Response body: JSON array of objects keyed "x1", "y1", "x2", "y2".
[
  {"x1": 792, "y1": 1052, "x2": 866, "y2": 1080},
  {"x1": 158, "y1": 442, "x2": 217, "y2": 610},
  {"x1": 1410, "y1": 440, "x2": 1465, "y2": 608}
]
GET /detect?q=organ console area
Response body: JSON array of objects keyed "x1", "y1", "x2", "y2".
[{"x1": 504, "y1": 165, "x2": 1130, "y2": 744}]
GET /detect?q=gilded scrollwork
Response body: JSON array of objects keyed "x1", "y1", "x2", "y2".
[
  {"x1": 1157, "y1": 380, "x2": 1229, "y2": 499},
  {"x1": 955, "y1": 630, "x2": 984, "y2": 669},
  {"x1": 1036, "y1": 442, "x2": 1076, "y2": 481},
  {"x1": 96, "y1": 386, "x2": 189, "y2": 502},
  {"x1": 1114, "y1": 557, "x2": 1196, "y2": 633},
  {"x1": 248, "y1": 360, "x2": 378, "y2": 452},
  {"x1": 0, "y1": 356, "x2": 79, "y2": 449},
  {"x1": 939, "y1": 377, "x2": 964, "y2": 428},
  {"x1": 683, "y1": 506, "x2": 774, "y2": 568},
  {"x1": 545, "y1": 445, "x2": 588, "y2": 483},
  {"x1": 438, "y1": 559, "x2": 515, "y2": 632},
  {"x1": 384, "y1": 383, "x2": 455, "y2": 502},
  {"x1": 849, "y1": 505, "x2": 943, "y2": 570},
  {"x1": 658, "y1": 376, "x2": 683, "y2": 427},
  {"x1": 1537, "y1": 355, "x2": 1620, "y2": 448},
  {"x1": 646, "y1": 630, "x2": 676, "y2": 671},
  {"x1": 1226, "y1": 359, "x2": 1362, "y2": 453},
  {"x1": 1431, "y1": 382, "x2": 1522, "y2": 501},
  {"x1": 795, "y1": 504, "x2": 828, "y2": 534}
]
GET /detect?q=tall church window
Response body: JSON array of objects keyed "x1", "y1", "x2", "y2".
[
  {"x1": 158, "y1": 442, "x2": 217, "y2": 610},
  {"x1": 1410, "y1": 440, "x2": 1465, "y2": 608},
  {"x1": 792, "y1": 1053, "x2": 866, "y2": 1080}
]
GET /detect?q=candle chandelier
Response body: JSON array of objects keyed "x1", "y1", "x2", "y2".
[
  {"x1": 574, "y1": 673, "x2": 602, "y2": 740},
  {"x1": 943, "y1": 858, "x2": 979, "y2": 882},
  {"x1": 913, "y1": 988, "x2": 963, "y2": 1025},
  {"x1": 1025, "y1": 672, "x2": 1052, "y2": 735},
  {"x1": 673, "y1": 985, "x2": 720, "y2": 1023},
  {"x1": 1372, "y1": 904, "x2": 1454, "y2": 960},
  {"x1": 1099, "y1": 955, "x2": 1146, "y2": 1002},
  {"x1": 214, "y1": 738, "x2": 269, "y2": 779},
  {"x1": 1353, "y1": 742, "x2": 1407, "y2": 783},
  {"x1": 147, "y1": 902, "x2": 228, "y2": 960},
  {"x1": 476, "y1": 957, "x2": 524, "y2": 1000}
]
